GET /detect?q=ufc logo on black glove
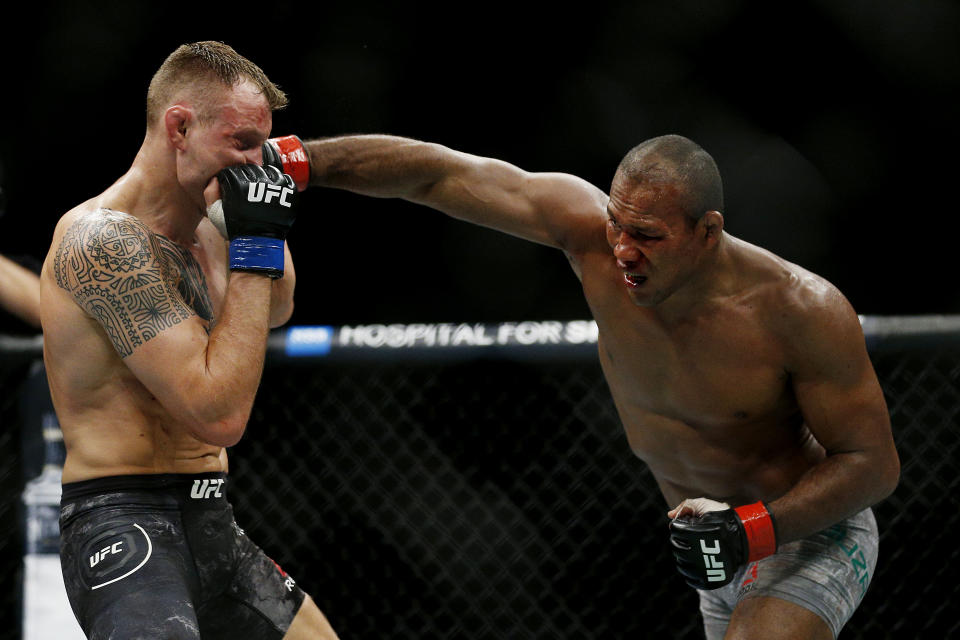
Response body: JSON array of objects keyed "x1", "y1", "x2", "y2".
[
  {"x1": 669, "y1": 501, "x2": 777, "y2": 590},
  {"x1": 207, "y1": 164, "x2": 299, "y2": 279},
  {"x1": 699, "y1": 537, "x2": 727, "y2": 583},
  {"x1": 246, "y1": 182, "x2": 294, "y2": 207}
]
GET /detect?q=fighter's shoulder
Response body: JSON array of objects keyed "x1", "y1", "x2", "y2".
[
  {"x1": 54, "y1": 204, "x2": 152, "y2": 243},
  {"x1": 776, "y1": 263, "x2": 850, "y2": 323},
  {"x1": 542, "y1": 175, "x2": 607, "y2": 252},
  {"x1": 745, "y1": 243, "x2": 861, "y2": 350},
  {"x1": 526, "y1": 170, "x2": 607, "y2": 217},
  {"x1": 52, "y1": 207, "x2": 162, "y2": 291}
]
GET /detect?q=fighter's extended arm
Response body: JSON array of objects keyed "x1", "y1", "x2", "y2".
[
  {"x1": 54, "y1": 165, "x2": 298, "y2": 447},
  {"x1": 265, "y1": 134, "x2": 608, "y2": 251},
  {"x1": 0, "y1": 252, "x2": 42, "y2": 328}
]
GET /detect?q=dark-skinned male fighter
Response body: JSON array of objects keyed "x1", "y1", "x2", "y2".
[{"x1": 260, "y1": 132, "x2": 898, "y2": 639}]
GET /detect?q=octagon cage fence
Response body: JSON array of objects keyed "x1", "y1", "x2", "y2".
[{"x1": 0, "y1": 315, "x2": 957, "y2": 639}]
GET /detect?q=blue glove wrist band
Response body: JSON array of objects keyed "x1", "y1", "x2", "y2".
[{"x1": 229, "y1": 236, "x2": 285, "y2": 277}]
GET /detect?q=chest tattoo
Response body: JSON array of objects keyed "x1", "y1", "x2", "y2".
[{"x1": 155, "y1": 235, "x2": 214, "y2": 325}]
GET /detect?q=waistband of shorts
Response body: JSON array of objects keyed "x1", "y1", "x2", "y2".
[{"x1": 61, "y1": 471, "x2": 228, "y2": 504}]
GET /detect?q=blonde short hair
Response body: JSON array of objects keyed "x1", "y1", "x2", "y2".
[{"x1": 145, "y1": 41, "x2": 287, "y2": 129}]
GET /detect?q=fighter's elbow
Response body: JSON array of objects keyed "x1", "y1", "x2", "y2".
[
  {"x1": 855, "y1": 443, "x2": 900, "y2": 505},
  {"x1": 178, "y1": 402, "x2": 250, "y2": 447},
  {"x1": 270, "y1": 296, "x2": 294, "y2": 329},
  {"x1": 876, "y1": 449, "x2": 901, "y2": 502},
  {"x1": 191, "y1": 415, "x2": 247, "y2": 448}
]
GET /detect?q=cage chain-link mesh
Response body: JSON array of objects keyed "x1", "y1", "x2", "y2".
[
  {"x1": 225, "y1": 348, "x2": 959, "y2": 639},
  {"x1": 0, "y1": 346, "x2": 957, "y2": 639},
  {"x1": 229, "y1": 361, "x2": 695, "y2": 638}
]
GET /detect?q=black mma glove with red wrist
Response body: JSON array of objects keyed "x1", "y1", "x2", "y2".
[
  {"x1": 262, "y1": 135, "x2": 310, "y2": 192},
  {"x1": 669, "y1": 501, "x2": 778, "y2": 590},
  {"x1": 207, "y1": 164, "x2": 298, "y2": 279}
]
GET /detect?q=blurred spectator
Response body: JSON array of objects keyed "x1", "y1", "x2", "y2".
[{"x1": 0, "y1": 252, "x2": 42, "y2": 332}]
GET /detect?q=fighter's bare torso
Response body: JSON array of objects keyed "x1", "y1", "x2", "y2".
[
  {"x1": 572, "y1": 214, "x2": 828, "y2": 508},
  {"x1": 41, "y1": 200, "x2": 230, "y2": 483}
]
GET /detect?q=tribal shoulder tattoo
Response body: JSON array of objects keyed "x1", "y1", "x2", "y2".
[{"x1": 54, "y1": 209, "x2": 214, "y2": 357}]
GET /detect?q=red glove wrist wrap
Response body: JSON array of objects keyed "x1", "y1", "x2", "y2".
[
  {"x1": 268, "y1": 135, "x2": 310, "y2": 192},
  {"x1": 735, "y1": 501, "x2": 777, "y2": 562}
]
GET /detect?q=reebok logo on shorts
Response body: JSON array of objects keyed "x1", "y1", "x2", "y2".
[
  {"x1": 738, "y1": 563, "x2": 759, "y2": 597},
  {"x1": 271, "y1": 558, "x2": 297, "y2": 592}
]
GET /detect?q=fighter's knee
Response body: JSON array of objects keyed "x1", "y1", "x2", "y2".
[
  {"x1": 283, "y1": 595, "x2": 340, "y2": 640},
  {"x1": 725, "y1": 597, "x2": 832, "y2": 640}
]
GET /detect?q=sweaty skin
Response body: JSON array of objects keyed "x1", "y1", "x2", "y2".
[
  {"x1": 39, "y1": 79, "x2": 295, "y2": 484},
  {"x1": 588, "y1": 233, "x2": 827, "y2": 509},
  {"x1": 300, "y1": 135, "x2": 899, "y2": 548}
]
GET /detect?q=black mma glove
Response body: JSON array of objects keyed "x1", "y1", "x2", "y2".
[
  {"x1": 207, "y1": 164, "x2": 298, "y2": 279},
  {"x1": 262, "y1": 135, "x2": 310, "y2": 192},
  {"x1": 669, "y1": 500, "x2": 777, "y2": 590}
]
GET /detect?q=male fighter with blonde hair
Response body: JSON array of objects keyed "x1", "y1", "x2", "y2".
[{"x1": 41, "y1": 42, "x2": 339, "y2": 639}]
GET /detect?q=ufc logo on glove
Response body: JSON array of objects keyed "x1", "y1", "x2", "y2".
[
  {"x1": 669, "y1": 499, "x2": 777, "y2": 590},
  {"x1": 207, "y1": 164, "x2": 300, "y2": 279},
  {"x1": 246, "y1": 182, "x2": 294, "y2": 207},
  {"x1": 700, "y1": 538, "x2": 727, "y2": 583}
]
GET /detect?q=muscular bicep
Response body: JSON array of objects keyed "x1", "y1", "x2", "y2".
[
  {"x1": 53, "y1": 211, "x2": 212, "y2": 400},
  {"x1": 413, "y1": 151, "x2": 608, "y2": 250},
  {"x1": 54, "y1": 211, "x2": 202, "y2": 355}
]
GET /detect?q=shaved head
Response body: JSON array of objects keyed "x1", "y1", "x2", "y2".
[{"x1": 616, "y1": 135, "x2": 724, "y2": 221}]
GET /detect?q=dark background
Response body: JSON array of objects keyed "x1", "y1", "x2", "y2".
[
  {"x1": 0, "y1": 5, "x2": 958, "y2": 639},
  {"x1": 1, "y1": 0, "x2": 958, "y2": 332}
]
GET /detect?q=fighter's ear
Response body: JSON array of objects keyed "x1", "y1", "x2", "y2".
[
  {"x1": 164, "y1": 105, "x2": 192, "y2": 150},
  {"x1": 700, "y1": 210, "x2": 724, "y2": 241}
]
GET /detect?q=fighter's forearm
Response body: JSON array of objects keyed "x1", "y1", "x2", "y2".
[
  {"x1": 267, "y1": 132, "x2": 601, "y2": 252},
  {"x1": 767, "y1": 448, "x2": 899, "y2": 544},
  {"x1": 189, "y1": 271, "x2": 273, "y2": 446},
  {"x1": 668, "y1": 444, "x2": 897, "y2": 590},
  {"x1": 303, "y1": 135, "x2": 452, "y2": 200},
  {"x1": 181, "y1": 162, "x2": 297, "y2": 440}
]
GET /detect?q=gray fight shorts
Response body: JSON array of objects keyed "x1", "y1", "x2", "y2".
[{"x1": 697, "y1": 508, "x2": 878, "y2": 639}]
